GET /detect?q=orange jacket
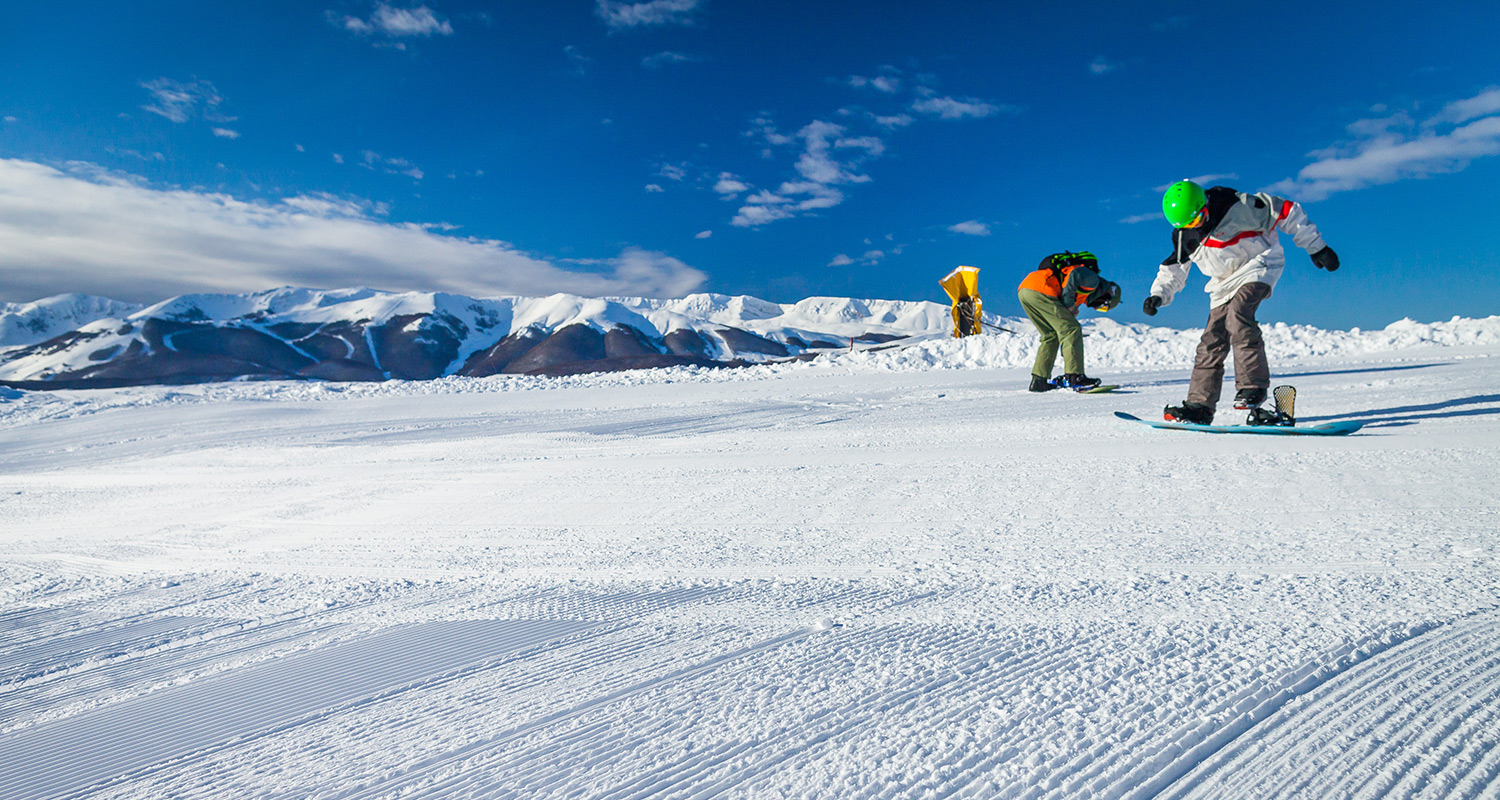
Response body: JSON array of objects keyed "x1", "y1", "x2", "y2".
[{"x1": 1018, "y1": 264, "x2": 1097, "y2": 307}]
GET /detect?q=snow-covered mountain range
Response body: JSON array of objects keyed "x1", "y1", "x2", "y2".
[
  {"x1": 0, "y1": 293, "x2": 143, "y2": 349},
  {"x1": 5, "y1": 287, "x2": 1498, "y2": 391},
  {"x1": 0, "y1": 288, "x2": 951, "y2": 388}
]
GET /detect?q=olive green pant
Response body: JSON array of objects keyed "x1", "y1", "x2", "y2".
[{"x1": 1018, "y1": 288, "x2": 1084, "y2": 377}]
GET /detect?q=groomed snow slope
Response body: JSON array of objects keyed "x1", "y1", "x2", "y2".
[{"x1": 1, "y1": 319, "x2": 1498, "y2": 800}]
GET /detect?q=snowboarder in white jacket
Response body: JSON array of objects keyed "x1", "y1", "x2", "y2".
[{"x1": 1144, "y1": 180, "x2": 1339, "y2": 425}]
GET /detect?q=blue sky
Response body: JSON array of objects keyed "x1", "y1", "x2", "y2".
[{"x1": 2, "y1": 1, "x2": 1499, "y2": 329}]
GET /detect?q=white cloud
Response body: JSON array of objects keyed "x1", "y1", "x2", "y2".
[
  {"x1": 564, "y1": 45, "x2": 592, "y2": 76},
  {"x1": 712, "y1": 172, "x2": 749, "y2": 196},
  {"x1": 332, "y1": 153, "x2": 345, "y2": 164},
  {"x1": 642, "y1": 51, "x2": 704, "y2": 69},
  {"x1": 910, "y1": 95, "x2": 1011, "y2": 120},
  {"x1": 848, "y1": 74, "x2": 901, "y2": 93},
  {"x1": 1268, "y1": 88, "x2": 1500, "y2": 201},
  {"x1": 1119, "y1": 212, "x2": 1162, "y2": 224},
  {"x1": 140, "y1": 78, "x2": 231, "y2": 124},
  {"x1": 1152, "y1": 173, "x2": 1240, "y2": 192},
  {"x1": 744, "y1": 116, "x2": 794, "y2": 149},
  {"x1": 1427, "y1": 87, "x2": 1500, "y2": 126},
  {"x1": 3, "y1": 116, "x2": 16, "y2": 123},
  {"x1": 280, "y1": 192, "x2": 389, "y2": 218},
  {"x1": 295, "y1": 144, "x2": 306, "y2": 152},
  {"x1": 794, "y1": 121, "x2": 872, "y2": 184},
  {"x1": 371, "y1": 4, "x2": 452, "y2": 35},
  {"x1": 1089, "y1": 56, "x2": 1119, "y2": 76},
  {"x1": 0, "y1": 158, "x2": 706, "y2": 302},
  {"x1": 695, "y1": 229, "x2": 712, "y2": 239},
  {"x1": 359, "y1": 150, "x2": 424, "y2": 180},
  {"x1": 212, "y1": 128, "x2": 240, "y2": 139},
  {"x1": 730, "y1": 195, "x2": 796, "y2": 228},
  {"x1": 723, "y1": 77, "x2": 1013, "y2": 230},
  {"x1": 835, "y1": 135, "x2": 885, "y2": 157},
  {"x1": 1187, "y1": 172, "x2": 1239, "y2": 186},
  {"x1": 645, "y1": 184, "x2": 665, "y2": 192},
  {"x1": 828, "y1": 247, "x2": 889, "y2": 267},
  {"x1": 729, "y1": 120, "x2": 883, "y2": 227},
  {"x1": 948, "y1": 220, "x2": 990, "y2": 236},
  {"x1": 333, "y1": 4, "x2": 453, "y2": 40},
  {"x1": 595, "y1": 0, "x2": 700, "y2": 30},
  {"x1": 657, "y1": 163, "x2": 687, "y2": 181},
  {"x1": 778, "y1": 181, "x2": 845, "y2": 210},
  {"x1": 873, "y1": 113, "x2": 914, "y2": 129}
]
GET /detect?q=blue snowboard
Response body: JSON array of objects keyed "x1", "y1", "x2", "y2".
[{"x1": 1114, "y1": 411, "x2": 1363, "y2": 436}]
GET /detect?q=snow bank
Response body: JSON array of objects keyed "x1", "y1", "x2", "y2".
[
  {"x1": 1, "y1": 315, "x2": 1496, "y2": 429},
  {"x1": 823, "y1": 315, "x2": 1500, "y2": 373}
]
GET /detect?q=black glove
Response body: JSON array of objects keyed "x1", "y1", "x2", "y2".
[
  {"x1": 1143, "y1": 295, "x2": 1163, "y2": 316},
  {"x1": 1311, "y1": 246, "x2": 1339, "y2": 271}
]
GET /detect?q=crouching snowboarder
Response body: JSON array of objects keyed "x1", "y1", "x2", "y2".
[
  {"x1": 1018, "y1": 251, "x2": 1122, "y2": 392},
  {"x1": 1145, "y1": 180, "x2": 1339, "y2": 424}
]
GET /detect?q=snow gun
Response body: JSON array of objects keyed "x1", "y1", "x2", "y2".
[{"x1": 939, "y1": 265, "x2": 983, "y2": 338}]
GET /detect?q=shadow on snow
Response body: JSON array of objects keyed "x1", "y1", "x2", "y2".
[
  {"x1": 1301, "y1": 393, "x2": 1500, "y2": 427},
  {"x1": 1274, "y1": 362, "x2": 1447, "y2": 380}
]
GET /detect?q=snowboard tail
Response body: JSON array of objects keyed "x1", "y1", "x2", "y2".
[{"x1": 1114, "y1": 411, "x2": 1363, "y2": 436}]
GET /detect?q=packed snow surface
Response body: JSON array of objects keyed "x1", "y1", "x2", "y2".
[{"x1": 2, "y1": 316, "x2": 1499, "y2": 799}]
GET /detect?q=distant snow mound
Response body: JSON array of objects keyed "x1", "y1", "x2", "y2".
[{"x1": 821, "y1": 315, "x2": 1500, "y2": 373}]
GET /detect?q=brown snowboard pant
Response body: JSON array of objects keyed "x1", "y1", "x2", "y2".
[{"x1": 1186, "y1": 282, "x2": 1272, "y2": 407}]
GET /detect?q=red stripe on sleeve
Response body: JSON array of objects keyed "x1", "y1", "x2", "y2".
[
  {"x1": 1202, "y1": 230, "x2": 1263, "y2": 248},
  {"x1": 1278, "y1": 200, "x2": 1293, "y2": 222}
]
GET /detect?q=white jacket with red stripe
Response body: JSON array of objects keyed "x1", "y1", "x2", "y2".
[{"x1": 1150, "y1": 189, "x2": 1327, "y2": 309}]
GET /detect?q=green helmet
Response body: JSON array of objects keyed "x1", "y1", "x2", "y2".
[{"x1": 1162, "y1": 180, "x2": 1208, "y2": 228}]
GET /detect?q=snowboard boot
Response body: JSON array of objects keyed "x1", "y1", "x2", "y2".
[
  {"x1": 1029, "y1": 374, "x2": 1057, "y2": 392},
  {"x1": 1054, "y1": 373, "x2": 1103, "y2": 391},
  {"x1": 1233, "y1": 387, "x2": 1267, "y2": 410},
  {"x1": 1163, "y1": 401, "x2": 1214, "y2": 425}
]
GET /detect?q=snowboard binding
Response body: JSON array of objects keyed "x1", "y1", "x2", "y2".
[
  {"x1": 1051, "y1": 373, "x2": 1103, "y2": 391},
  {"x1": 1245, "y1": 385, "x2": 1296, "y2": 427}
]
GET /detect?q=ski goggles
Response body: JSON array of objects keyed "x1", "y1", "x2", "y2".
[{"x1": 1180, "y1": 207, "x2": 1208, "y2": 229}]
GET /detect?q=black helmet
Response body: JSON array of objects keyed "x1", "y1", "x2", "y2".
[{"x1": 1088, "y1": 280, "x2": 1122, "y2": 312}]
